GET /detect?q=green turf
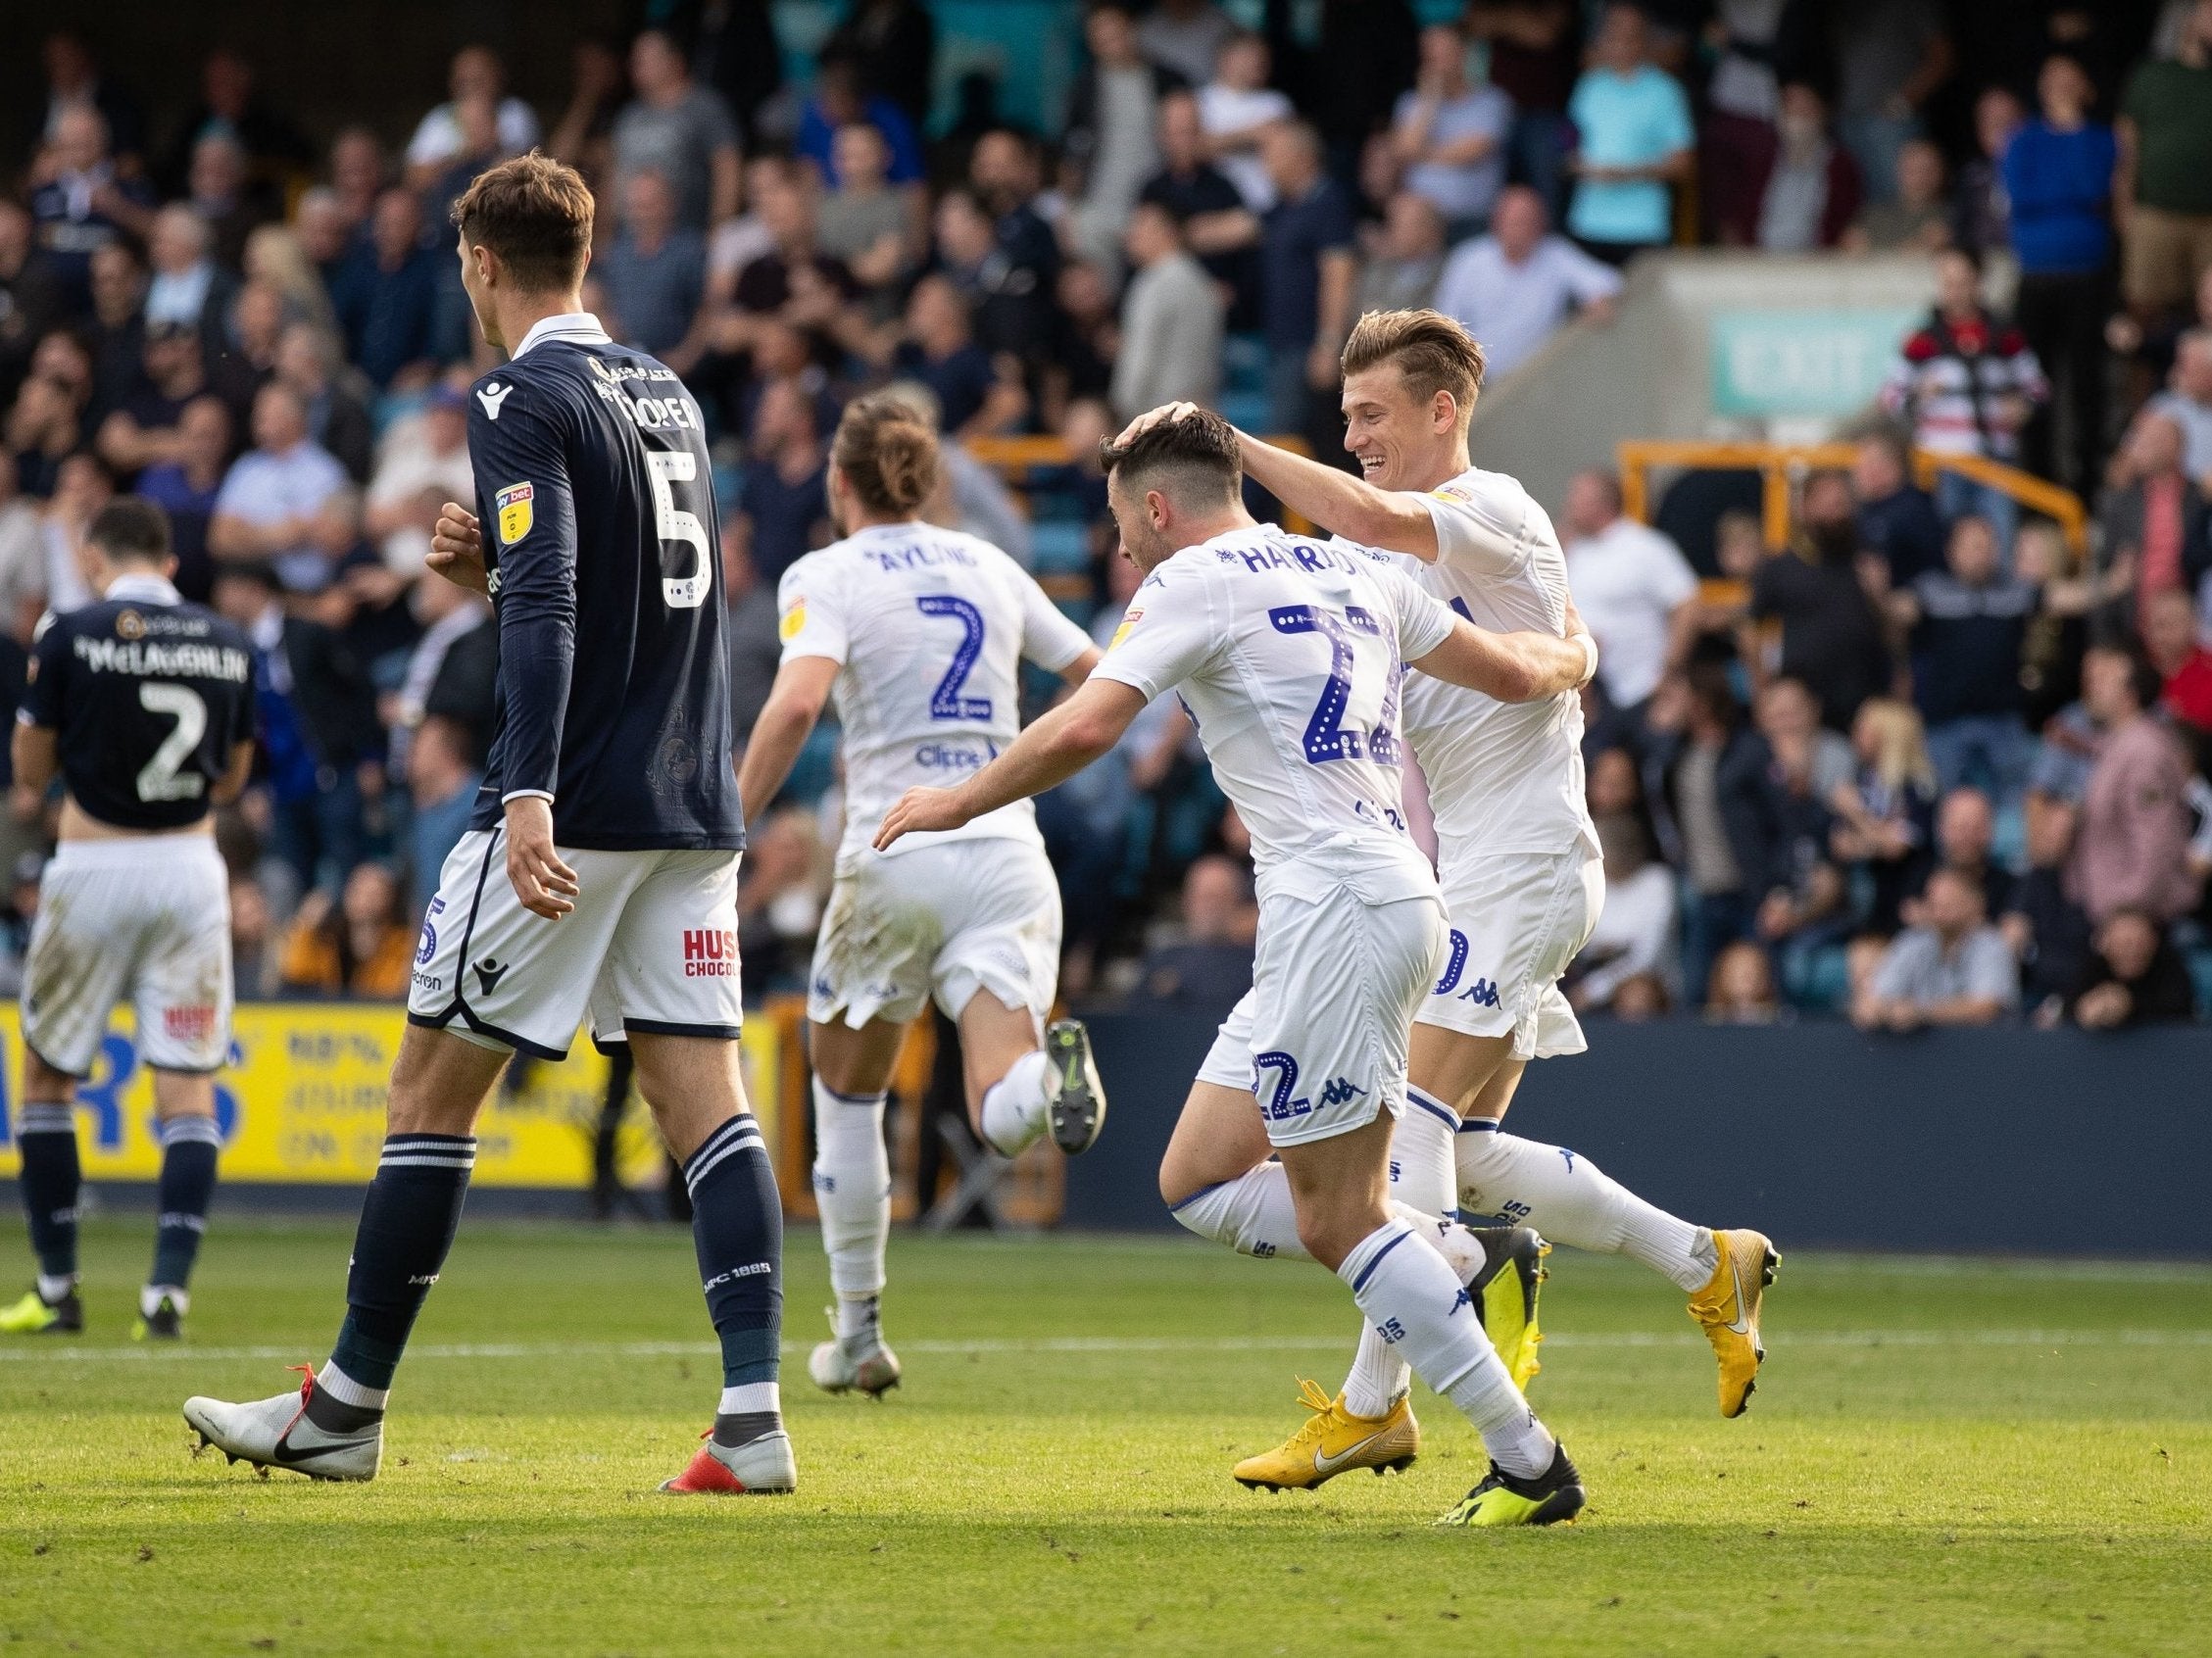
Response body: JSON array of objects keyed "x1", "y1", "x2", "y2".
[{"x1": 1, "y1": 1218, "x2": 2208, "y2": 1655}]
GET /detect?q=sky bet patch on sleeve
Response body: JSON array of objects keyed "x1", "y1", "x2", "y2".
[
  {"x1": 495, "y1": 482, "x2": 534, "y2": 545},
  {"x1": 778, "y1": 599, "x2": 807, "y2": 642},
  {"x1": 1107, "y1": 608, "x2": 1143, "y2": 651}
]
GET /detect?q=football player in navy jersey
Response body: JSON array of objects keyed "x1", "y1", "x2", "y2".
[
  {"x1": 2, "y1": 499, "x2": 255, "y2": 1341},
  {"x1": 184, "y1": 154, "x2": 793, "y2": 1495}
]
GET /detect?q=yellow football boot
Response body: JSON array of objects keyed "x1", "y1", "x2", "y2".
[
  {"x1": 0, "y1": 1286, "x2": 81, "y2": 1335},
  {"x1": 1232, "y1": 1379, "x2": 1420, "y2": 1491},
  {"x1": 1436, "y1": 1443, "x2": 1585, "y2": 1528},
  {"x1": 1687, "y1": 1227, "x2": 1779, "y2": 1417},
  {"x1": 1465, "y1": 1226, "x2": 1548, "y2": 1393}
]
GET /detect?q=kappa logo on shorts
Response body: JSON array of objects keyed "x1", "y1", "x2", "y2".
[
  {"x1": 1457, "y1": 978, "x2": 1501, "y2": 1008},
  {"x1": 472, "y1": 957, "x2": 510, "y2": 997},
  {"x1": 683, "y1": 928, "x2": 737, "y2": 978},
  {"x1": 1317, "y1": 1077, "x2": 1367, "y2": 1108}
]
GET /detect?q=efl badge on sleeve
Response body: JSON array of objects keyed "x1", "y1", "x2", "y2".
[
  {"x1": 495, "y1": 482, "x2": 534, "y2": 545},
  {"x1": 779, "y1": 599, "x2": 807, "y2": 642},
  {"x1": 1107, "y1": 607, "x2": 1143, "y2": 651}
]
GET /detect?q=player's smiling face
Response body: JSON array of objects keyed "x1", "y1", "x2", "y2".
[{"x1": 1341, "y1": 365, "x2": 1459, "y2": 494}]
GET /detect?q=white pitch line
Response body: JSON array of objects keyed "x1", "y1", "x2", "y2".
[{"x1": 1, "y1": 1329, "x2": 2209, "y2": 1365}]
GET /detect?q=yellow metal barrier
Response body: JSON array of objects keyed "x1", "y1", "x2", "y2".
[{"x1": 1616, "y1": 440, "x2": 2088, "y2": 557}]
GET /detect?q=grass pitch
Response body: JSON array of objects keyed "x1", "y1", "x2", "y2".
[{"x1": 2, "y1": 1218, "x2": 2208, "y2": 1655}]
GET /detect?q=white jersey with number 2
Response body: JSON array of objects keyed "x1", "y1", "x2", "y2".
[
  {"x1": 1094, "y1": 524, "x2": 1456, "y2": 904},
  {"x1": 777, "y1": 521, "x2": 1094, "y2": 864}
]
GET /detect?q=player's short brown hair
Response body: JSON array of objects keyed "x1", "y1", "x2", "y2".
[
  {"x1": 1100, "y1": 407, "x2": 1243, "y2": 505},
  {"x1": 1340, "y1": 309, "x2": 1488, "y2": 426},
  {"x1": 832, "y1": 393, "x2": 941, "y2": 516},
  {"x1": 450, "y1": 152, "x2": 594, "y2": 294},
  {"x1": 87, "y1": 497, "x2": 171, "y2": 564}
]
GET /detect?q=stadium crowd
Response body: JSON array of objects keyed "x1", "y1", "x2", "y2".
[{"x1": 4, "y1": 0, "x2": 2212, "y2": 1029}]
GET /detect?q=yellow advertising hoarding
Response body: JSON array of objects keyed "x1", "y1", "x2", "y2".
[{"x1": 0, "y1": 1004, "x2": 781, "y2": 1189}]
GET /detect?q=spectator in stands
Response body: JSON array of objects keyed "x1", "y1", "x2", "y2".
[
  {"x1": 1139, "y1": 0, "x2": 1236, "y2": 87},
  {"x1": 1257, "y1": 122, "x2": 1356, "y2": 450},
  {"x1": 1355, "y1": 192, "x2": 1447, "y2": 318},
  {"x1": 966, "y1": 130, "x2": 1063, "y2": 363},
  {"x1": 327, "y1": 126, "x2": 386, "y2": 238},
  {"x1": 143, "y1": 206, "x2": 236, "y2": 359},
  {"x1": 1560, "y1": 467, "x2": 1696, "y2": 717},
  {"x1": 1829, "y1": 697, "x2": 1938, "y2": 937},
  {"x1": 405, "y1": 713, "x2": 482, "y2": 918},
  {"x1": 1953, "y1": 87, "x2": 2024, "y2": 256},
  {"x1": 815, "y1": 123, "x2": 913, "y2": 304},
  {"x1": 404, "y1": 46, "x2": 539, "y2": 189},
  {"x1": 179, "y1": 133, "x2": 264, "y2": 272},
  {"x1": 1128, "y1": 853, "x2": 1257, "y2": 1016},
  {"x1": 797, "y1": 50, "x2": 924, "y2": 195},
  {"x1": 0, "y1": 203, "x2": 62, "y2": 414},
  {"x1": 1570, "y1": 745, "x2": 1676, "y2": 1015},
  {"x1": 276, "y1": 860, "x2": 414, "y2": 1000},
  {"x1": 1064, "y1": 2, "x2": 1180, "y2": 274},
  {"x1": 2005, "y1": 53, "x2": 2119, "y2": 496},
  {"x1": 1828, "y1": 0, "x2": 1953, "y2": 205},
  {"x1": 210, "y1": 381, "x2": 354, "y2": 594},
  {"x1": 1749, "y1": 681, "x2": 1850, "y2": 1001},
  {"x1": 142, "y1": 410, "x2": 231, "y2": 602},
  {"x1": 1198, "y1": 30, "x2": 1293, "y2": 214},
  {"x1": 1889, "y1": 513, "x2": 2037, "y2": 801},
  {"x1": 722, "y1": 530, "x2": 781, "y2": 749},
  {"x1": 8, "y1": 372, "x2": 86, "y2": 506},
  {"x1": 1913, "y1": 785, "x2": 2016, "y2": 922},
  {"x1": 544, "y1": 34, "x2": 627, "y2": 189},
  {"x1": 614, "y1": 29, "x2": 741, "y2": 232},
  {"x1": 1652, "y1": 664, "x2": 1774, "y2": 1005},
  {"x1": 33, "y1": 451, "x2": 111, "y2": 613},
  {"x1": 821, "y1": 0, "x2": 937, "y2": 132},
  {"x1": 1736, "y1": 81, "x2": 1861, "y2": 254},
  {"x1": 2099, "y1": 409, "x2": 2207, "y2": 637},
  {"x1": 1465, "y1": 0, "x2": 1576, "y2": 225},
  {"x1": 1848, "y1": 139, "x2": 1951, "y2": 253},
  {"x1": 1112, "y1": 202, "x2": 1223, "y2": 420},
  {"x1": 1563, "y1": 5, "x2": 1694, "y2": 267},
  {"x1": 1851, "y1": 866, "x2": 2016, "y2": 1031},
  {"x1": 1139, "y1": 90, "x2": 1255, "y2": 322},
  {"x1": 272, "y1": 324, "x2": 371, "y2": 486},
  {"x1": 1391, "y1": 23, "x2": 1513, "y2": 239},
  {"x1": 33, "y1": 29, "x2": 147, "y2": 175},
  {"x1": 1704, "y1": 941, "x2": 1782, "y2": 1024},
  {"x1": 364, "y1": 382, "x2": 471, "y2": 579},
  {"x1": 95, "y1": 323, "x2": 214, "y2": 483},
  {"x1": 229, "y1": 874, "x2": 272, "y2": 1000},
  {"x1": 2116, "y1": 0, "x2": 2212, "y2": 334},
  {"x1": 2148, "y1": 330, "x2": 2212, "y2": 483},
  {"x1": 1850, "y1": 426, "x2": 1944, "y2": 584},
  {"x1": 29, "y1": 105, "x2": 155, "y2": 311},
  {"x1": 731, "y1": 377, "x2": 830, "y2": 587},
  {"x1": 334, "y1": 188, "x2": 441, "y2": 392},
  {"x1": 1756, "y1": 675, "x2": 1857, "y2": 799},
  {"x1": 2072, "y1": 907, "x2": 2197, "y2": 1028},
  {"x1": 2068, "y1": 644, "x2": 2202, "y2": 925},
  {"x1": 157, "y1": 46, "x2": 311, "y2": 206},
  {"x1": 1698, "y1": 0, "x2": 1786, "y2": 245},
  {"x1": 1435, "y1": 185, "x2": 1621, "y2": 382},
  {"x1": 875, "y1": 273, "x2": 1023, "y2": 440},
  {"x1": 2003, "y1": 791, "x2": 2093, "y2": 1017},
  {"x1": 1880, "y1": 248, "x2": 2045, "y2": 553},
  {"x1": 0, "y1": 453, "x2": 43, "y2": 638},
  {"x1": 599, "y1": 169, "x2": 708, "y2": 364},
  {"x1": 2146, "y1": 587, "x2": 2212, "y2": 735}
]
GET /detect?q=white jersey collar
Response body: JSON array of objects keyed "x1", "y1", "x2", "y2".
[
  {"x1": 102, "y1": 572, "x2": 183, "y2": 607},
  {"x1": 510, "y1": 311, "x2": 613, "y2": 362}
]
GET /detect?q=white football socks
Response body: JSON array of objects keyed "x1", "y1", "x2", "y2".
[
  {"x1": 1456, "y1": 1119, "x2": 1715, "y2": 1292},
  {"x1": 1342, "y1": 1088, "x2": 1457, "y2": 1416},
  {"x1": 1337, "y1": 1218, "x2": 1555, "y2": 1480},
  {"x1": 811, "y1": 1081, "x2": 891, "y2": 1305},
  {"x1": 978, "y1": 1048, "x2": 1051, "y2": 1156}
]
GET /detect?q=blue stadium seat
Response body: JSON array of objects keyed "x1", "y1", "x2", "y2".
[{"x1": 1030, "y1": 519, "x2": 1093, "y2": 576}]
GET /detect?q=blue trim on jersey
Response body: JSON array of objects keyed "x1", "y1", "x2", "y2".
[{"x1": 1350, "y1": 1225, "x2": 1413, "y2": 1292}]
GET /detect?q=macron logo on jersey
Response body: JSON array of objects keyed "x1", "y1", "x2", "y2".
[{"x1": 476, "y1": 382, "x2": 513, "y2": 420}]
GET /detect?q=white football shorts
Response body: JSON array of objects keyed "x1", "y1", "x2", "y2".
[
  {"x1": 24, "y1": 836, "x2": 232, "y2": 1076},
  {"x1": 807, "y1": 839, "x2": 1061, "y2": 1032},
  {"x1": 1416, "y1": 847, "x2": 1602, "y2": 1059},
  {"x1": 407, "y1": 830, "x2": 744, "y2": 1058},
  {"x1": 1198, "y1": 882, "x2": 1446, "y2": 1148}
]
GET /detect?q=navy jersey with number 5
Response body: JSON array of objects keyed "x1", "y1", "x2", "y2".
[
  {"x1": 467, "y1": 312, "x2": 742, "y2": 850},
  {"x1": 19, "y1": 575, "x2": 255, "y2": 831}
]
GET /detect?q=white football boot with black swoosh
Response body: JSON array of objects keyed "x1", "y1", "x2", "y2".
[
  {"x1": 184, "y1": 1369, "x2": 382, "y2": 1483},
  {"x1": 1043, "y1": 1020, "x2": 1107, "y2": 1154}
]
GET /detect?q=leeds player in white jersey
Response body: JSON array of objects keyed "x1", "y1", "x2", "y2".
[
  {"x1": 1133, "y1": 311, "x2": 1775, "y2": 1496},
  {"x1": 738, "y1": 395, "x2": 1107, "y2": 1397},
  {"x1": 878, "y1": 412, "x2": 1600, "y2": 1527}
]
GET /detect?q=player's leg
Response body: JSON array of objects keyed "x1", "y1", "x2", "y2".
[
  {"x1": 629, "y1": 1030, "x2": 796, "y2": 1495},
  {"x1": 1461, "y1": 1057, "x2": 1776, "y2": 1416},
  {"x1": 806, "y1": 1013, "x2": 909, "y2": 1397},
  {"x1": 1, "y1": 1045, "x2": 87, "y2": 1335},
  {"x1": 140, "y1": 1071, "x2": 221, "y2": 1340}
]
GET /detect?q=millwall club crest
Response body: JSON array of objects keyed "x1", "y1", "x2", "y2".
[{"x1": 495, "y1": 482, "x2": 534, "y2": 545}]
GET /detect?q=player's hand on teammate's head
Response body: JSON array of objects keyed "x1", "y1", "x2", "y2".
[
  {"x1": 429, "y1": 503, "x2": 490, "y2": 596},
  {"x1": 873, "y1": 787, "x2": 968, "y2": 852},
  {"x1": 1111, "y1": 401, "x2": 1203, "y2": 450},
  {"x1": 503, "y1": 795, "x2": 580, "y2": 919}
]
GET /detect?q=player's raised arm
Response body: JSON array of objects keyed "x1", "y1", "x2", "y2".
[
  {"x1": 473, "y1": 387, "x2": 581, "y2": 918},
  {"x1": 874, "y1": 677, "x2": 1147, "y2": 849}
]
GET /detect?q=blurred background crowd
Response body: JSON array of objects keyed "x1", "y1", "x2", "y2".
[{"x1": 4, "y1": 0, "x2": 2212, "y2": 1035}]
